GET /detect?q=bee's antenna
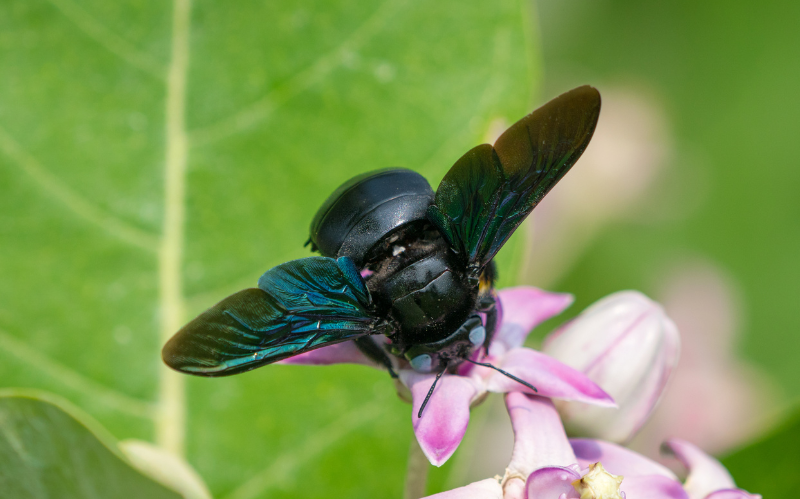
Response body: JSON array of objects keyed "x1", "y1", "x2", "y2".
[
  {"x1": 464, "y1": 358, "x2": 538, "y2": 393},
  {"x1": 417, "y1": 367, "x2": 447, "y2": 418}
]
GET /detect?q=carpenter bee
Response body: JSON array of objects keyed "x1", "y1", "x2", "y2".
[{"x1": 163, "y1": 86, "x2": 600, "y2": 414}]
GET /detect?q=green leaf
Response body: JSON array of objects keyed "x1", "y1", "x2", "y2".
[
  {"x1": 120, "y1": 439, "x2": 212, "y2": 499},
  {"x1": 721, "y1": 409, "x2": 800, "y2": 497},
  {"x1": 0, "y1": 390, "x2": 181, "y2": 499},
  {"x1": 0, "y1": 0, "x2": 537, "y2": 496}
]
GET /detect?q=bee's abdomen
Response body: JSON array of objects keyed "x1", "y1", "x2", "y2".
[
  {"x1": 308, "y1": 168, "x2": 434, "y2": 267},
  {"x1": 384, "y1": 251, "x2": 474, "y2": 345}
]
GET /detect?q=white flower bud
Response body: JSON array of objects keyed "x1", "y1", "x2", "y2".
[{"x1": 542, "y1": 291, "x2": 680, "y2": 442}]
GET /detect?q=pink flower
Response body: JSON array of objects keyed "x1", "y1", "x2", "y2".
[
  {"x1": 281, "y1": 286, "x2": 614, "y2": 466},
  {"x1": 425, "y1": 393, "x2": 759, "y2": 499},
  {"x1": 505, "y1": 394, "x2": 759, "y2": 499},
  {"x1": 660, "y1": 439, "x2": 761, "y2": 499},
  {"x1": 542, "y1": 291, "x2": 680, "y2": 443}
]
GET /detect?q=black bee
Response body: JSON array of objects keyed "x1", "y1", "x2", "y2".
[{"x1": 163, "y1": 86, "x2": 600, "y2": 413}]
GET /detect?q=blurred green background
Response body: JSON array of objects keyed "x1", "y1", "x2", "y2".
[{"x1": 0, "y1": 0, "x2": 797, "y2": 497}]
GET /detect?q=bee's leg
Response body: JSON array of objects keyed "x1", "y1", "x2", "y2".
[
  {"x1": 483, "y1": 300, "x2": 499, "y2": 349},
  {"x1": 476, "y1": 290, "x2": 499, "y2": 351},
  {"x1": 355, "y1": 336, "x2": 399, "y2": 378}
]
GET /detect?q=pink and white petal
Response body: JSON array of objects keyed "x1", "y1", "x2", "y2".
[
  {"x1": 542, "y1": 291, "x2": 664, "y2": 363},
  {"x1": 491, "y1": 287, "x2": 574, "y2": 356},
  {"x1": 704, "y1": 489, "x2": 761, "y2": 499},
  {"x1": 543, "y1": 291, "x2": 680, "y2": 443},
  {"x1": 621, "y1": 475, "x2": 690, "y2": 499},
  {"x1": 487, "y1": 348, "x2": 615, "y2": 407},
  {"x1": 506, "y1": 393, "x2": 577, "y2": 476},
  {"x1": 524, "y1": 466, "x2": 582, "y2": 499},
  {"x1": 400, "y1": 371, "x2": 481, "y2": 467},
  {"x1": 662, "y1": 439, "x2": 736, "y2": 499},
  {"x1": 278, "y1": 340, "x2": 377, "y2": 367},
  {"x1": 423, "y1": 478, "x2": 503, "y2": 499},
  {"x1": 570, "y1": 439, "x2": 676, "y2": 480}
]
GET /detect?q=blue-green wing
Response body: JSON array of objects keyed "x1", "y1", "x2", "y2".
[
  {"x1": 162, "y1": 257, "x2": 381, "y2": 376},
  {"x1": 427, "y1": 86, "x2": 601, "y2": 271}
]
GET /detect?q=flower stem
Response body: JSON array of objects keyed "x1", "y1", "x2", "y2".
[{"x1": 403, "y1": 437, "x2": 430, "y2": 499}]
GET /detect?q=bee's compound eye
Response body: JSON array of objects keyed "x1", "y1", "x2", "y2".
[
  {"x1": 410, "y1": 354, "x2": 433, "y2": 373},
  {"x1": 469, "y1": 326, "x2": 486, "y2": 346}
]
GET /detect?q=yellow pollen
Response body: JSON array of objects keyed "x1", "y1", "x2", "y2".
[{"x1": 572, "y1": 462, "x2": 624, "y2": 499}]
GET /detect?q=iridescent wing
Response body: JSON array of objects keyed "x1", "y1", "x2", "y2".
[
  {"x1": 162, "y1": 257, "x2": 384, "y2": 376},
  {"x1": 427, "y1": 86, "x2": 601, "y2": 273}
]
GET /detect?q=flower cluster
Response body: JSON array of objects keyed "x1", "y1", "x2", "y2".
[
  {"x1": 427, "y1": 393, "x2": 759, "y2": 499},
  {"x1": 281, "y1": 285, "x2": 758, "y2": 498},
  {"x1": 422, "y1": 289, "x2": 759, "y2": 499}
]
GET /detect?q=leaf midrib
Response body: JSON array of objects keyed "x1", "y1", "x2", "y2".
[{"x1": 155, "y1": 0, "x2": 191, "y2": 457}]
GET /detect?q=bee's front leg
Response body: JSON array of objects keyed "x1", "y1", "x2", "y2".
[
  {"x1": 476, "y1": 290, "x2": 499, "y2": 351},
  {"x1": 355, "y1": 336, "x2": 399, "y2": 378}
]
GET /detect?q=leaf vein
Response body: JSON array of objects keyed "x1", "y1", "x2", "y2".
[
  {"x1": 188, "y1": 0, "x2": 411, "y2": 147},
  {"x1": 225, "y1": 399, "x2": 385, "y2": 499},
  {"x1": 46, "y1": 0, "x2": 165, "y2": 79},
  {"x1": 0, "y1": 329, "x2": 156, "y2": 419},
  {"x1": 0, "y1": 125, "x2": 160, "y2": 252}
]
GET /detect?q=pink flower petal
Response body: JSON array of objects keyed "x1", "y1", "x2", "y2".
[
  {"x1": 492, "y1": 287, "x2": 574, "y2": 356},
  {"x1": 506, "y1": 393, "x2": 577, "y2": 475},
  {"x1": 524, "y1": 466, "x2": 582, "y2": 499},
  {"x1": 486, "y1": 348, "x2": 615, "y2": 407},
  {"x1": 662, "y1": 439, "x2": 736, "y2": 499},
  {"x1": 400, "y1": 371, "x2": 481, "y2": 467},
  {"x1": 278, "y1": 340, "x2": 376, "y2": 366},
  {"x1": 704, "y1": 489, "x2": 762, "y2": 499},
  {"x1": 422, "y1": 478, "x2": 503, "y2": 498},
  {"x1": 570, "y1": 439, "x2": 677, "y2": 479},
  {"x1": 621, "y1": 475, "x2": 690, "y2": 499}
]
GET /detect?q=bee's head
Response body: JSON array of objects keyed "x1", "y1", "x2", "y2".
[
  {"x1": 403, "y1": 315, "x2": 486, "y2": 373},
  {"x1": 408, "y1": 313, "x2": 538, "y2": 420}
]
